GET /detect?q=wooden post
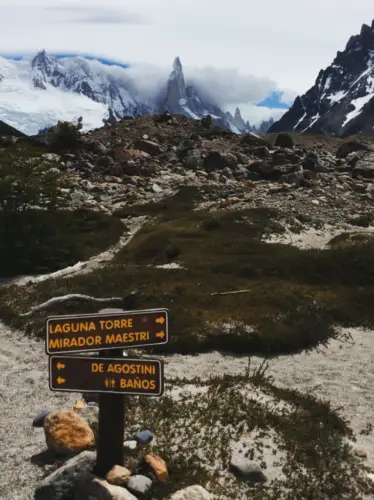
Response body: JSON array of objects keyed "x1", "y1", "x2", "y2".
[{"x1": 94, "y1": 309, "x2": 126, "y2": 478}]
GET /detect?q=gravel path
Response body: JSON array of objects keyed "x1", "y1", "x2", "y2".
[{"x1": 1, "y1": 323, "x2": 374, "y2": 499}]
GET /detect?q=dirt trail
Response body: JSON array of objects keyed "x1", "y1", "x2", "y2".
[{"x1": 1, "y1": 321, "x2": 374, "y2": 499}]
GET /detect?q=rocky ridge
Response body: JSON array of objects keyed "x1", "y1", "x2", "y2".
[{"x1": 20, "y1": 113, "x2": 374, "y2": 230}]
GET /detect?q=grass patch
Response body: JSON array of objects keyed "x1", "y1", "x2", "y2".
[
  {"x1": 119, "y1": 366, "x2": 374, "y2": 499},
  {"x1": 2, "y1": 188, "x2": 374, "y2": 355},
  {"x1": 0, "y1": 209, "x2": 123, "y2": 277}
]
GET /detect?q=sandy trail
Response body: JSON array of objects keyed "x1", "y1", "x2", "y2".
[{"x1": 1, "y1": 322, "x2": 374, "y2": 499}]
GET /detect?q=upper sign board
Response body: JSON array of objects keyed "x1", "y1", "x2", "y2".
[{"x1": 46, "y1": 308, "x2": 168, "y2": 354}]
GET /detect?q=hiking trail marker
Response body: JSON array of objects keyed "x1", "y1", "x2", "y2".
[
  {"x1": 45, "y1": 306, "x2": 168, "y2": 477},
  {"x1": 46, "y1": 308, "x2": 168, "y2": 354},
  {"x1": 49, "y1": 355, "x2": 164, "y2": 396}
]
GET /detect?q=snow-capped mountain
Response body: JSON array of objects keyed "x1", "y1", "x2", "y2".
[
  {"x1": 0, "y1": 51, "x2": 273, "y2": 136},
  {"x1": 269, "y1": 20, "x2": 374, "y2": 137}
]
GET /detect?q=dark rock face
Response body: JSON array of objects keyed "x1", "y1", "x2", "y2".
[
  {"x1": 0, "y1": 120, "x2": 27, "y2": 137},
  {"x1": 269, "y1": 20, "x2": 374, "y2": 138}
]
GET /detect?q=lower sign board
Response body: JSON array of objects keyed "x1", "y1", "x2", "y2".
[
  {"x1": 46, "y1": 308, "x2": 168, "y2": 354},
  {"x1": 49, "y1": 356, "x2": 164, "y2": 396}
]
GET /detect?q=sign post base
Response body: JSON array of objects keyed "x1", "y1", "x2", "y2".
[{"x1": 95, "y1": 392, "x2": 126, "y2": 477}]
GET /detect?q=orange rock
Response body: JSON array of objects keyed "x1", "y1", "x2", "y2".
[
  {"x1": 106, "y1": 465, "x2": 131, "y2": 485},
  {"x1": 44, "y1": 410, "x2": 95, "y2": 455},
  {"x1": 144, "y1": 454, "x2": 168, "y2": 482}
]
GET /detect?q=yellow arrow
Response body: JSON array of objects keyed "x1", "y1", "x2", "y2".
[
  {"x1": 57, "y1": 377, "x2": 66, "y2": 385},
  {"x1": 155, "y1": 316, "x2": 165, "y2": 325},
  {"x1": 57, "y1": 362, "x2": 65, "y2": 370},
  {"x1": 156, "y1": 331, "x2": 165, "y2": 339}
]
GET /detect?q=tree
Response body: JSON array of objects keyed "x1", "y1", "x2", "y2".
[{"x1": 0, "y1": 149, "x2": 68, "y2": 215}]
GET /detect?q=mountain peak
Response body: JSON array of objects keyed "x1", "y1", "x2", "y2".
[
  {"x1": 269, "y1": 19, "x2": 374, "y2": 137},
  {"x1": 173, "y1": 57, "x2": 183, "y2": 73}
]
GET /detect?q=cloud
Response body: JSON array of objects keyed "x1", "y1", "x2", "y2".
[
  {"x1": 44, "y1": 5, "x2": 145, "y2": 24},
  {"x1": 0, "y1": 3, "x2": 144, "y2": 26},
  {"x1": 184, "y1": 65, "x2": 277, "y2": 105}
]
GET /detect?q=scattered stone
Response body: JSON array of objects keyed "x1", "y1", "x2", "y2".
[
  {"x1": 170, "y1": 485, "x2": 212, "y2": 500},
  {"x1": 144, "y1": 454, "x2": 169, "y2": 482},
  {"x1": 152, "y1": 183, "x2": 163, "y2": 193},
  {"x1": 73, "y1": 399, "x2": 86, "y2": 413},
  {"x1": 106, "y1": 465, "x2": 131, "y2": 486},
  {"x1": 35, "y1": 450, "x2": 96, "y2": 500},
  {"x1": 124, "y1": 440, "x2": 138, "y2": 451},
  {"x1": 136, "y1": 430, "x2": 154, "y2": 445},
  {"x1": 275, "y1": 133, "x2": 294, "y2": 148},
  {"x1": 127, "y1": 475, "x2": 153, "y2": 495},
  {"x1": 229, "y1": 457, "x2": 267, "y2": 483},
  {"x1": 33, "y1": 409, "x2": 53, "y2": 428},
  {"x1": 74, "y1": 473, "x2": 137, "y2": 500},
  {"x1": 44, "y1": 410, "x2": 95, "y2": 455}
]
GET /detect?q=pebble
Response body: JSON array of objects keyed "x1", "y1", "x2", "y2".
[
  {"x1": 127, "y1": 475, "x2": 153, "y2": 495},
  {"x1": 32, "y1": 409, "x2": 53, "y2": 427},
  {"x1": 123, "y1": 440, "x2": 137, "y2": 451},
  {"x1": 229, "y1": 456, "x2": 267, "y2": 483},
  {"x1": 136, "y1": 429, "x2": 154, "y2": 445}
]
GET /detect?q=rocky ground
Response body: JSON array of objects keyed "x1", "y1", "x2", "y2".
[
  {"x1": 2, "y1": 115, "x2": 374, "y2": 498},
  {"x1": 27, "y1": 115, "x2": 374, "y2": 228}
]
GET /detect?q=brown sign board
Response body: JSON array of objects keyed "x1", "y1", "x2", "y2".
[
  {"x1": 46, "y1": 308, "x2": 168, "y2": 354},
  {"x1": 49, "y1": 355, "x2": 164, "y2": 396}
]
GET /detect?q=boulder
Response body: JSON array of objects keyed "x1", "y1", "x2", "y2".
[
  {"x1": 144, "y1": 454, "x2": 168, "y2": 482},
  {"x1": 352, "y1": 155, "x2": 374, "y2": 178},
  {"x1": 246, "y1": 160, "x2": 274, "y2": 179},
  {"x1": 203, "y1": 151, "x2": 237, "y2": 171},
  {"x1": 133, "y1": 139, "x2": 163, "y2": 156},
  {"x1": 44, "y1": 410, "x2": 95, "y2": 455},
  {"x1": 169, "y1": 485, "x2": 212, "y2": 499},
  {"x1": 35, "y1": 451, "x2": 96, "y2": 500},
  {"x1": 127, "y1": 475, "x2": 153, "y2": 495},
  {"x1": 33, "y1": 410, "x2": 53, "y2": 428},
  {"x1": 240, "y1": 133, "x2": 270, "y2": 148},
  {"x1": 250, "y1": 146, "x2": 270, "y2": 159},
  {"x1": 229, "y1": 456, "x2": 267, "y2": 483},
  {"x1": 275, "y1": 133, "x2": 294, "y2": 148},
  {"x1": 74, "y1": 473, "x2": 137, "y2": 500},
  {"x1": 106, "y1": 465, "x2": 131, "y2": 486},
  {"x1": 336, "y1": 140, "x2": 370, "y2": 158},
  {"x1": 272, "y1": 149, "x2": 300, "y2": 166}
]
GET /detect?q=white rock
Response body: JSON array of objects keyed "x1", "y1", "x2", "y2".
[
  {"x1": 123, "y1": 440, "x2": 137, "y2": 451},
  {"x1": 169, "y1": 485, "x2": 212, "y2": 499},
  {"x1": 152, "y1": 183, "x2": 163, "y2": 193}
]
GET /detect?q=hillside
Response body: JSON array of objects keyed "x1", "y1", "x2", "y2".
[{"x1": 1, "y1": 115, "x2": 374, "y2": 498}]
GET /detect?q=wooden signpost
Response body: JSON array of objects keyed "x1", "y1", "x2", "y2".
[{"x1": 45, "y1": 307, "x2": 168, "y2": 477}]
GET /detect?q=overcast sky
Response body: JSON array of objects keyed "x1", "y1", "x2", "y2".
[{"x1": 0, "y1": 0, "x2": 373, "y2": 123}]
